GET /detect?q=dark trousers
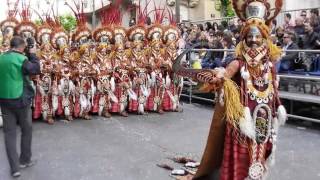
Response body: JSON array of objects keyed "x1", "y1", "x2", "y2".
[{"x1": 1, "y1": 105, "x2": 32, "y2": 173}]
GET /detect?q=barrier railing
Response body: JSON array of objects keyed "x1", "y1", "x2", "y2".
[
  {"x1": 181, "y1": 48, "x2": 320, "y2": 122},
  {"x1": 187, "y1": 7, "x2": 320, "y2": 27}
]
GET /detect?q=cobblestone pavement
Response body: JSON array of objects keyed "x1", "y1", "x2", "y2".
[{"x1": 0, "y1": 103, "x2": 320, "y2": 180}]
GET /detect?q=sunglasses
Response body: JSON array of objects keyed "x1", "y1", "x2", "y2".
[{"x1": 301, "y1": 14, "x2": 307, "y2": 17}]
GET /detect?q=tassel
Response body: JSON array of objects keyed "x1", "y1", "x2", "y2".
[
  {"x1": 42, "y1": 111, "x2": 48, "y2": 121},
  {"x1": 277, "y1": 105, "x2": 287, "y2": 125},
  {"x1": 120, "y1": 103, "x2": 125, "y2": 113},
  {"x1": 127, "y1": 89, "x2": 137, "y2": 100},
  {"x1": 223, "y1": 78, "x2": 244, "y2": 128},
  {"x1": 165, "y1": 74, "x2": 171, "y2": 88},
  {"x1": 239, "y1": 107, "x2": 255, "y2": 140},
  {"x1": 110, "y1": 77, "x2": 115, "y2": 92},
  {"x1": 264, "y1": 73, "x2": 269, "y2": 83},
  {"x1": 141, "y1": 85, "x2": 150, "y2": 97},
  {"x1": 52, "y1": 95, "x2": 58, "y2": 113},
  {"x1": 98, "y1": 97, "x2": 105, "y2": 116},
  {"x1": 240, "y1": 66, "x2": 250, "y2": 80},
  {"x1": 65, "y1": 107, "x2": 70, "y2": 116},
  {"x1": 109, "y1": 91, "x2": 118, "y2": 103},
  {"x1": 138, "y1": 103, "x2": 144, "y2": 114},
  {"x1": 151, "y1": 72, "x2": 156, "y2": 86}
]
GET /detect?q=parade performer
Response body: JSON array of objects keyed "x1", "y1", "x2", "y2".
[
  {"x1": 50, "y1": 20, "x2": 75, "y2": 121},
  {"x1": 110, "y1": 23, "x2": 136, "y2": 117},
  {"x1": 67, "y1": 1, "x2": 95, "y2": 120},
  {"x1": 92, "y1": 15, "x2": 117, "y2": 118},
  {"x1": 146, "y1": 22, "x2": 166, "y2": 114},
  {"x1": 0, "y1": 0, "x2": 19, "y2": 53},
  {"x1": 127, "y1": 8, "x2": 150, "y2": 114},
  {"x1": 162, "y1": 14, "x2": 182, "y2": 112},
  {"x1": 173, "y1": 0, "x2": 286, "y2": 179},
  {"x1": 33, "y1": 28, "x2": 57, "y2": 124}
]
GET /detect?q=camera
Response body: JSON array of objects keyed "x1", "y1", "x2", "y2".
[{"x1": 24, "y1": 37, "x2": 35, "y2": 54}]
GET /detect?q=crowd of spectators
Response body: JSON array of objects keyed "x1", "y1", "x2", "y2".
[{"x1": 178, "y1": 8, "x2": 320, "y2": 72}]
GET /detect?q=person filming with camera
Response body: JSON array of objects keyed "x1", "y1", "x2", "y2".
[{"x1": 0, "y1": 36, "x2": 40, "y2": 178}]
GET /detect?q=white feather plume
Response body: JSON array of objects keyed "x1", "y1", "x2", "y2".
[
  {"x1": 240, "y1": 66, "x2": 250, "y2": 80},
  {"x1": 165, "y1": 74, "x2": 171, "y2": 88},
  {"x1": 110, "y1": 77, "x2": 115, "y2": 92},
  {"x1": 277, "y1": 105, "x2": 287, "y2": 125},
  {"x1": 52, "y1": 95, "x2": 58, "y2": 113},
  {"x1": 239, "y1": 107, "x2": 256, "y2": 140},
  {"x1": 151, "y1": 72, "x2": 156, "y2": 86},
  {"x1": 64, "y1": 107, "x2": 70, "y2": 116}
]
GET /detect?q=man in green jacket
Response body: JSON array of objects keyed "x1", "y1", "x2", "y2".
[{"x1": 0, "y1": 36, "x2": 40, "y2": 178}]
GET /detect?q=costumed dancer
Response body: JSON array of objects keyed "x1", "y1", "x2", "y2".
[
  {"x1": 173, "y1": 0, "x2": 287, "y2": 179},
  {"x1": 33, "y1": 21, "x2": 57, "y2": 124},
  {"x1": 92, "y1": 11, "x2": 117, "y2": 118},
  {"x1": 0, "y1": 0, "x2": 20, "y2": 127},
  {"x1": 146, "y1": 20, "x2": 166, "y2": 114},
  {"x1": 67, "y1": 1, "x2": 95, "y2": 120},
  {"x1": 50, "y1": 18, "x2": 75, "y2": 121},
  {"x1": 163, "y1": 12, "x2": 183, "y2": 112},
  {"x1": 111, "y1": 27, "x2": 133, "y2": 117},
  {"x1": 127, "y1": 6, "x2": 150, "y2": 114}
]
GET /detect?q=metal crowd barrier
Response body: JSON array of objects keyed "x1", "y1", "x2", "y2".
[
  {"x1": 181, "y1": 48, "x2": 320, "y2": 123},
  {"x1": 187, "y1": 7, "x2": 320, "y2": 27}
]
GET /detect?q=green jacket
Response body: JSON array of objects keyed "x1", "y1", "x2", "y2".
[{"x1": 0, "y1": 51, "x2": 27, "y2": 99}]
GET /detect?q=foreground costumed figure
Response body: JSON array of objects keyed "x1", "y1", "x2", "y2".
[{"x1": 173, "y1": 0, "x2": 287, "y2": 179}]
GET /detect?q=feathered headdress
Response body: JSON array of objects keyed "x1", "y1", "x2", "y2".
[
  {"x1": 232, "y1": 0, "x2": 283, "y2": 61},
  {"x1": 92, "y1": 0, "x2": 115, "y2": 43},
  {"x1": 50, "y1": 5, "x2": 69, "y2": 50},
  {"x1": 66, "y1": 0, "x2": 91, "y2": 44},
  {"x1": 163, "y1": 7, "x2": 179, "y2": 44},
  {"x1": 127, "y1": 0, "x2": 149, "y2": 43},
  {"x1": 232, "y1": 0, "x2": 283, "y2": 39},
  {"x1": 33, "y1": 6, "x2": 55, "y2": 45},
  {"x1": 0, "y1": 0, "x2": 20, "y2": 36},
  {"x1": 15, "y1": 0, "x2": 37, "y2": 38},
  {"x1": 147, "y1": 1, "x2": 166, "y2": 42}
]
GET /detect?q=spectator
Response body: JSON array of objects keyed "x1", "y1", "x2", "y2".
[
  {"x1": 278, "y1": 31, "x2": 299, "y2": 72},
  {"x1": 204, "y1": 22, "x2": 213, "y2": 32},
  {"x1": 228, "y1": 19, "x2": 237, "y2": 32},
  {"x1": 275, "y1": 27, "x2": 285, "y2": 46},
  {"x1": 284, "y1": 13, "x2": 295, "y2": 30},
  {"x1": 237, "y1": 18, "x2": 244, "y2": 30},
  {"x1": 300, "y1": 10, "x2": 309, "y2": 23},
  {"x1": 212, "y1": 22, "x2": 219, "y2": 32},
  {"x1": 0, "y1": 36, "x2": 40, "y2": 177},
  {"x1": 302, "y1": 22, "x2": 320, "y2": 49},
  {"x1": 221, "y1": 34, "x2": 235, "y2": 66},
  {"x1": 271, "y1": 19, "x2": 277, "y2": 35},
  {"x1": 232, "y1": 28, "x2": 241, "y2": 44},
  {"x1": 310, "y1": 9, "x2": 320, "y2": 33},
  {"x1": 294, "y1": 17, "x2": 306, "y2": 35}
]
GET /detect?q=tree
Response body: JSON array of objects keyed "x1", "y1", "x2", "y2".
[
  {"x1": 220, "y1": 0, "x2": 235, "y2": 17},
  {"x1": 59, "y1": 14, "x2": 77, "y2": 32}
]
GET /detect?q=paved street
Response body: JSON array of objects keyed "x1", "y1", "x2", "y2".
[{"x1": 1, "y1": 103, "x2": 320, "y2": 180}]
